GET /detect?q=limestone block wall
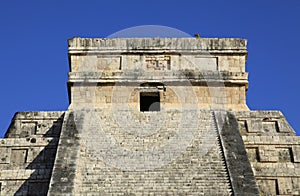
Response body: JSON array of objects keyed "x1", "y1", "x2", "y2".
[
  {"x1": 5, "y1": 112, "x2": 64, "y2": 138},
  {"x1": 67, "y1": 38, "x2": 249, "y2": 111},
  {"x1": 0, "y1": 112, "x2": 64, "y2": 195},
  {"x1": 69, "y1": 83, "x2": 248, "y2": 111},
  {"x1": 69, "y1": 53, "x2": 246, "y2": 73},
  {"x1": 68, "y1": 38, "x2": 247, "y2": 73},
  {"x1": 235, "y1": 111, "x2": 300, "y2": 195}
]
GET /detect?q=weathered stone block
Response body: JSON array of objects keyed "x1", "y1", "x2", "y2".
[
  {"x1": 195, "y1": 57, "x2": 217, "y2": 71},
  {"x1": 293, "y1": 146, "x2": 300, "y2": 163},
  {"x1": 278, "y1": 177, "x2": 293, "y2": 195},
  {"x1": 247, "y1": 119, "x2": 262, "y2": 133},
  {"x1": 257, "y1": 179, "x2": 278, "y2": 195},
  {"x1": 0, "y1": 147, "x2": 11, "y2": 164},
  {"x1": 246, "y1": 147, "x2": 259, "y2": 162},
  {"x1": 10, "y1": 149, "x2": 28, "y2": 166},
  {"x1": 258, "y1": 146, "x2": 278, "y2": 162},
  {"x1": 20, "y1": 122, "x2": 37, "y2": 137},
  {"x1": 277, "y1": 147, "x2": 292, "y2": 162},
  {"x1": 262, "y1": 121, "x2": 279, "y2": 133}
]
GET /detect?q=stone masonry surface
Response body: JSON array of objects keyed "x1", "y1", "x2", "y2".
[
  {"x1": 0, "y1": 112, "x2": 64, "y2": 195},
  {"x1": 0, "y1": 37, "x2": 299, "y2": 195}
]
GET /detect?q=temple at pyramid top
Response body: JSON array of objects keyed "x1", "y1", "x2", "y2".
[{"x1": 67, "y1": 37, "x2": 249, "y2": 111}]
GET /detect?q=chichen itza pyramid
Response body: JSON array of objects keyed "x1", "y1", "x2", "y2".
[{"x1": 0, "y1": 37, "x2": 299, "y2": 195}]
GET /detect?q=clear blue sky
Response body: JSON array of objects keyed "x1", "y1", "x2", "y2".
[{"x1": 0, "y1": 0, "x2": 299, "y2": 137}]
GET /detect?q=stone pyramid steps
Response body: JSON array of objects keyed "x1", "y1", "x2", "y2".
[{"x1": 72, "y1": 109, "x2": 232, "y2": 195}]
